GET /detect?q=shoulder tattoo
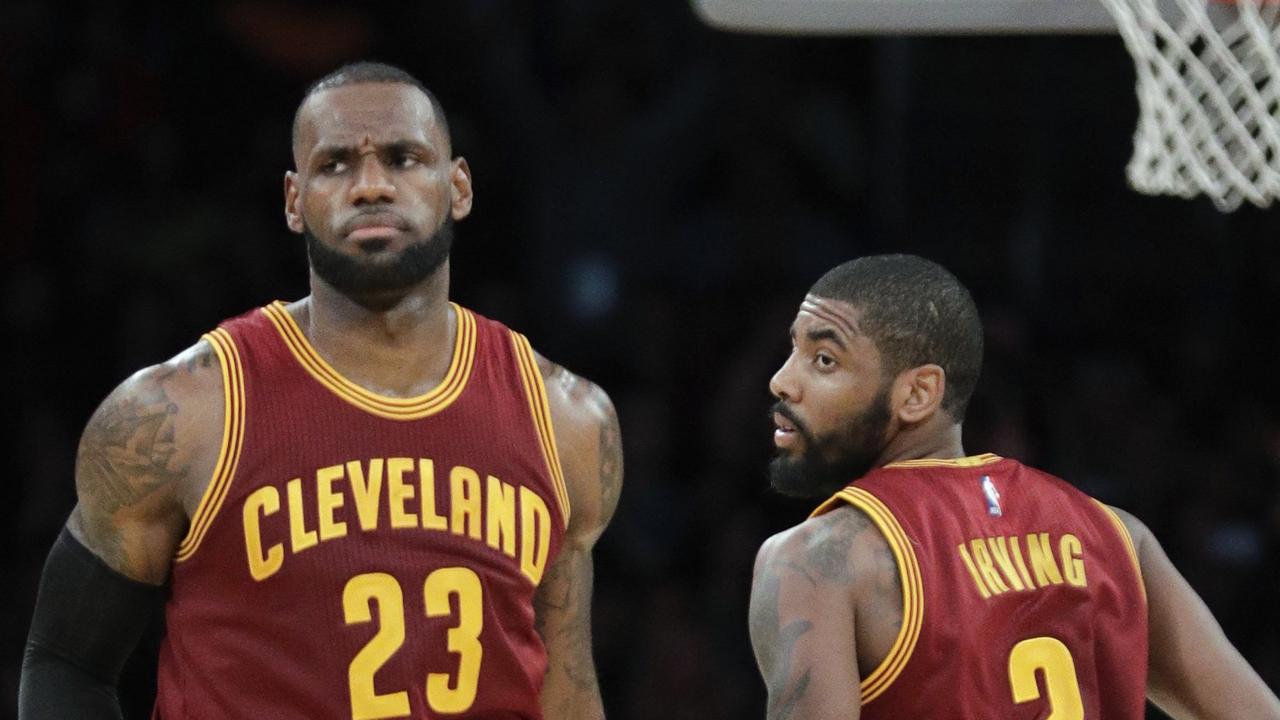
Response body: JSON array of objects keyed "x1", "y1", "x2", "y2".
[
  {"x1": 73, "y1": 368, "x2": 188, "y2": 571},
  {"x1": 182, "y1": 341, "x2": 217, "y2": 374},
  {"x1": 804, "y1": 507, "x2": 873, "y2": 584},
  {"x1": 750, "y1": 508, "x2": 884, "y2": 719}
]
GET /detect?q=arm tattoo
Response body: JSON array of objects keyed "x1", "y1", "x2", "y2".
[
  {"x1": 751, "y1": 556, "x2": 815, "y2": 720},
  {"x1": 74, "y1": 371, "x2": 186, "y2": 573},
  {"x1": 534, "y1": 363, "x2": 615, "y2": 717},
  {"x1": 534, "y1": 548, "x2": 600, "y2": 715},
  {"x1": 751, "y1": 509, "x2": 876, "y2": 719}
]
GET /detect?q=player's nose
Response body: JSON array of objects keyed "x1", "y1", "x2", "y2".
[
  {"x1": 348, "y1": 155, "x2": 396, "y2": 206},
  {"x1": 769, "y1": 355, "x2": 800, "y2": 402}
]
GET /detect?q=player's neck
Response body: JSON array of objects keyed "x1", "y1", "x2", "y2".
[
  {"x1": 307, "y1": 261, "x2": 450, "y2": 325},
  {"x1": 295, "y1": 264, "x2": 456, "y2": 397},
  {"x1": 876, "y1": 418, "x2": 965, "y2": 467}
]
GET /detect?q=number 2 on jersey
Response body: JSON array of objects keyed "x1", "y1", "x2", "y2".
[
  {"x1": 1008, "y1": 636, "x2": 1084, "y2": 720},
  {"x1": 343, "y1": 569, "x2": 484, "y2": 719}
]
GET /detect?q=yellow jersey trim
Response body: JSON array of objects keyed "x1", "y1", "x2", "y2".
[
  {"x1": 811, "y1": 487, "x2": 924, "y2": 704},
  {"x1": 884, "y1": 452, "x2": 1002, "y2": 469},
  {"x1": 1093, "y1": 500, "x2": 1147, "y2": 604},
  {"x1": 176, "y1": 329, "x2": 246, "y2": 562},
  {"x1": 510, "y1": 331, "x2": 571, "y2": 528},
  {"x1": 261, "y1": 301, "x2": 476, "y2": 421}
]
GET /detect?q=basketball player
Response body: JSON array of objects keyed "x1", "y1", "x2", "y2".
[
  {"x1": 749, "y1": 254, "x2": 1280, "y2": 719},
  {"x1": 20, "y1": 62, "x2": 622, "y2": 719}
]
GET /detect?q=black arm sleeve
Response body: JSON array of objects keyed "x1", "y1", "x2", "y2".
[{"x1": 19, "y1": 528, "x2": 167, "y2": 720}]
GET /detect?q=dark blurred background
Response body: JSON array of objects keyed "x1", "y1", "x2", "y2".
[{"x1": 4, "y1": 2, "x2": 1279, "y2": 718}]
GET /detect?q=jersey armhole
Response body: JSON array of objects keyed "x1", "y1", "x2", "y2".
[
  {"x1": 828, "y1": 487, "x2": 925, "y2": 705},
  {"x1": 175, "y1": 329, "x2": 247, "y2": 562},
  {"x1": 509, "y1": 331, "x2": 571, "y2": 529},
  {"x1": 1091, "y1": 499, "x2": 1148, "y2": 604}
]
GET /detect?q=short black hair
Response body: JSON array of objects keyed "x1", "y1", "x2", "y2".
[
  {"x1": 291, "y1": 61, "x2": 450, "y2": 151},
  {"x1": 810, "y1": 254, "x2": 984, "y2": 421}
]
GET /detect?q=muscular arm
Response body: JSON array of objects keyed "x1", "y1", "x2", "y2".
[
  {"x1": 749, "y1": 507, "x2": 887, "y2": 720},
  {"x1": 1111, "y1": 507, "x2": 1280, "y2": 719},
  {"x1": 67, "y1": 354, "x2": 206, "y2": 582},
  {"x1": 20, "y1": 342, "x2": 222, "y2": 718},
  {"x1": 534, "y1": 357, "x2": 623, "y2": 720}
]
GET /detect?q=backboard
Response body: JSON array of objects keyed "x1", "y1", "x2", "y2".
[{"x1": 692, "y1": 0, "x2": 1118, "y2": 34}]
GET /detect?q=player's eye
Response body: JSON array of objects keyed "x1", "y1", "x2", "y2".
[
  {"x1": 392, "y1": 153, "x2": 418, "y2": 169},
  {"x1": 814, "y1": 352, "x2": 837, "y2": 369},
  {"x1": 319, "y1": 160, "x2": 346, "y2": 174}
]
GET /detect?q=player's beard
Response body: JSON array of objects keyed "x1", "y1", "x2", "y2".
[
  {"x1": 768, "y1": 383, "x2": 893, "y2": 499},
  {"x1": 305, "y1": 216, "x2": 454, "y2": 301}
]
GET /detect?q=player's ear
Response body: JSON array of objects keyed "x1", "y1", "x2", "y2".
[
  {"x1": 896, "y1": 364, "x2": 945, "y2": 425},
  {"x1": 284, "y1": 171, "x2": 305, "y2": 234},
  {"x1": 450, "y1": 158, "x2": 473, "y2": 221}
]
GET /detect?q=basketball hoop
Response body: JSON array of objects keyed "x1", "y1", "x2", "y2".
[
  {"x1": 1098, "y1": 0, "x2": 1280, "y2": 210},
  {"x1": 692, "y1": 0, "x2": 1280, "y2": 210}
]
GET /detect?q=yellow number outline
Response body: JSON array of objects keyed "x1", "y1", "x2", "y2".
[{"x1": 343, "y1": 568, "x2": 485, "y2": 719}]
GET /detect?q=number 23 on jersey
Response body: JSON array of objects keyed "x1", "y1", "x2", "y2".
[{"x1": 343, "y1": 569, "x2": 484, "y2": 719}]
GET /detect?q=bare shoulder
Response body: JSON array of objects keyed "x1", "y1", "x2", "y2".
[
  {"x1": 754, "y1": 505, "x2": 887, "y2": 587},
  {"x1": 750, "y1": 505, "x2": 884, "y2": 716},
  {"x1": 1102, "y1": 503, "x2": 1156, "y2": 557},
  {"x1": 68, "y1": 339, "x2": 225, "y2": 583},
  {"x1": 533, "y1": 352, "x2": 621, "y2": 542},
  {"x1": 534, "y1": 353, "x2": 615, "y2": 441}
]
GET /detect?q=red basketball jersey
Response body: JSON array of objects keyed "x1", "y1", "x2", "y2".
[
  {"x1": 153, "y1": 302, "x2": 570, "y2": 720},
  {"x1": 810, "y1": 454, "x2": 1147, "y2": 719}
]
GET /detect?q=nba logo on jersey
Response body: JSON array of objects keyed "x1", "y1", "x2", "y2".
[{"x1": 981, "y1": 475, "x2": 1002, "y2": 517}]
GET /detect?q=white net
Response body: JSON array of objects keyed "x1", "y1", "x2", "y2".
[{"x1": 1098, "y1": 0, "x2": 1280, "y2": 210}]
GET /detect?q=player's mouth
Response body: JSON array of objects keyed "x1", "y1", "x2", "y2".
[
  {"x1": 344, "y1": 212, "x2": 410, "y2": 243},
  {"x1": 772, "y1": 410, "x2": 801, "y2": 449},
  {"x1": 348, "y1": 226, "x2": 402, "y2": 242}
]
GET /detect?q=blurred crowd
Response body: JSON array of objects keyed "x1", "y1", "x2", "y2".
[{"x1": 3, "y1": 2, "x2": 1278, "y2": 718}]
